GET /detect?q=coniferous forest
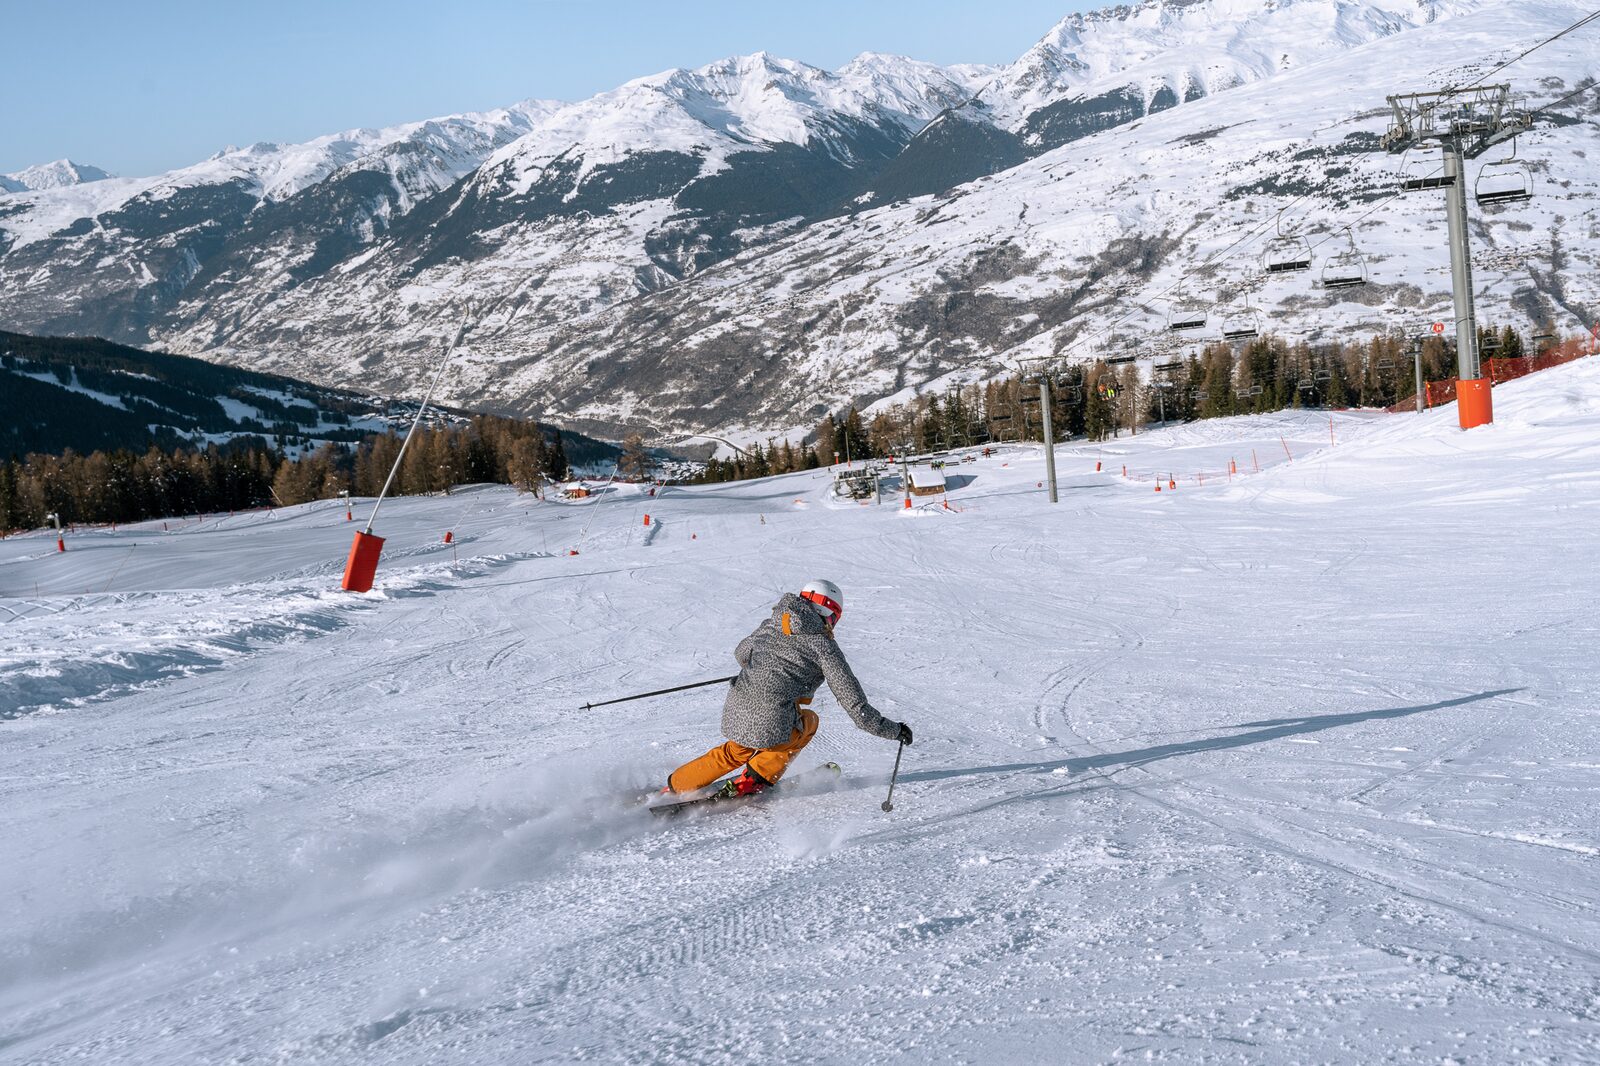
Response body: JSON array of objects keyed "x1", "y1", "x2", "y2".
[
  {"x1": 0, "y1": 418, "x2": 571, "y2": 532},
  {"x1": 695, "y1": 325, "x2": 1548, "y2": 482}
]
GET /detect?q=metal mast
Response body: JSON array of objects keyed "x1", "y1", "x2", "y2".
[{"x1": 1382, "y1": 84, "x2": 1529, "y2": 429}]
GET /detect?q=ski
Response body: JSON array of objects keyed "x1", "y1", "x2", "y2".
[{"x1": 647, "y1": 762, "x2": 842, "y2": 818}]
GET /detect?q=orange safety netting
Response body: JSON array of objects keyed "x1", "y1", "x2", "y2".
[{"x1": 1387, "y1": 336, "x2": 1595, "y2": 413}]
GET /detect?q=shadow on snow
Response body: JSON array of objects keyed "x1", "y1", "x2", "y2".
[{"x1": 895, "y1": 689, "x2": 1523, "y2": 789}]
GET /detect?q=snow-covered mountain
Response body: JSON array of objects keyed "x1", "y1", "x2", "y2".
[
  {"x1": 0, "y1": 159, "x2": 114, "y2": 194},
  {"x1": 976, "y1": 0, "x2": 1479, "y2": 131},
  {"x1": 0, "y1": 0, "x2": 1595, "y2": 442}
]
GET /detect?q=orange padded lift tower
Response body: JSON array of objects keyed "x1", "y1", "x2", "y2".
[{"x1": 1457, "y1": 378, "x2": 1492, "y2": 429}]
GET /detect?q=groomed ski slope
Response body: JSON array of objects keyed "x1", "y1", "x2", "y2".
[{"x1": 2, "y1": 360, "x2": 1598, "y2": 1063}]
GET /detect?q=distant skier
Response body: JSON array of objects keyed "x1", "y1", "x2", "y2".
[{"x1": 664, "y1": 579, "x2": 912, "y2": 798}]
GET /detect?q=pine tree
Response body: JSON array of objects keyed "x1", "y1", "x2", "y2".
[
  {"x1": 840, "y1": 408, "x2": 870, "y2": 463},
  {"x1": 545, "y1": 430, "x2": 569, "y2": 481}
]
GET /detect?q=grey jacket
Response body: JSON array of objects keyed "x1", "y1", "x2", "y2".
[{"x1": 721, "y1": 593, "x2": 902, "y2": 749}]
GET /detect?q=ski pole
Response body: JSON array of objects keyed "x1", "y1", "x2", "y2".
[
  {"x1": 881, "y1": 740, "x2": 905, "y2": 812},
  {"x1": 580, "y1": 675, "x2": 737, "y2": 711}
]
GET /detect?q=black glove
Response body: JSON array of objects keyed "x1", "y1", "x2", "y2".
[{"x1": 896, "y1": 722, "x2": 914, "y2": 746}]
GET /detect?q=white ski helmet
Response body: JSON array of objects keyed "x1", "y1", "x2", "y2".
[{"x1": 800, "y1": 578, "x2": 844, "y2": 627}]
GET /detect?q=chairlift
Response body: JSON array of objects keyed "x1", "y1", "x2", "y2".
[
  {"x1": 1195, "y1": 390, "x2": 1209, "y2": 402},
  {"x1": 1153, "y1": 360, "x2": 1183, "y2": 374},
  {"x1": 1314, "y1": 369, "x2": 1332, "y2": 382},
  {"x1": 1475, "y1": 140, "x2": 1534, "y2": 207},
  {"x1": 989, "y1": 412, "x2": 1013, "y2": 423},
  {"x1": 1321, "y1": 227, "x2": 1369, "y2": 289},
  {"x1": 1399, "y1": 147, "x2": 1452, "y2": 193},
  {"x1": 1263, "y1": 211, "x2": 1313, "y2": 274},
  {"x1": 1297, "y1": 379, "x2": 1314, "y2": 391},
  {"x1": 1481, "y1": 336, "x2": 1502, "y2": 354},
  {"x1": 1376, "y1": 359, "x2": 1396, "y2": 371},
  {"x1": 1104, "y1": 353, "x2": 1138, "y2": 366},
  {"x1": 1249, "y1": 384, "x2": 1264, "y2": 397},
  {"x1": 1168, "y1": 301, "x2": 1208, "y2": 332},
  {"x1": 1235, "y1": 387, "x2": 1252, "y2": 399},
  {"x1": 1221, "y1": 309, "x2": 1261, "y2": 342}
]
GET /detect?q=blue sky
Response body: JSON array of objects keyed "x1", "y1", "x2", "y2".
[{"x1": 2, "y1": 0, "x2": 1098, "y2": 178}]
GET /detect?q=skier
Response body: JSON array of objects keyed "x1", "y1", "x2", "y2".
[{"x1": 664, "y1": 579, "x2": 912, "y2": 798}]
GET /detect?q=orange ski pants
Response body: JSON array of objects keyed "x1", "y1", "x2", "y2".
[{"x1": 668, "y1": 707, "x2": 819, "y2": 793}]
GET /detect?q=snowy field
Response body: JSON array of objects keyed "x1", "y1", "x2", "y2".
[{"x1": 2, "y1": 360, "x2": 1599, "y2": 1063}]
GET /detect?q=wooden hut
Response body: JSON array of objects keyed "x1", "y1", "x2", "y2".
[{"x1": 908, "y1": 465, "x2": 947, "y2": 497}]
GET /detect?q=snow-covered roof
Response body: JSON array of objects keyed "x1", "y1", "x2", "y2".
[{"x1": 909, "y1": 465, "x2": 946, "y2": 489}]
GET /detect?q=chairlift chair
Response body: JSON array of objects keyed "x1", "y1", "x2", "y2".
[
  {"x1": 1263, "y1": 212, "x2": 1313, "y2": 274},
  {"x1": 1376, "y1": 359, "x2": 1396, "y2": 371},
  {"x1": 1265, "y1": 240, "x2": 1313, "y2": 274},
  {"x1": 1195, "y1": 390, "x2": 1209, "y2": 402},
  {"x1": 1297, "y1": 379, "x2": 1314, "y2": 391},
  {"x1": 1168, "y1": 302, "x2": 1208, "y2": 332},
  {"x1": 1249, "y1": 384, "x2": 1264, "y2": 397},
  {"x1": 1314, "y1": 369, "x2": 1332, "y2": 382},
  {"x1": 1321, "y1": 229, "x2": 1369, "y2": 289},
  {"x1": 1399, "y1": 147, "x2": 1452, "y2": 193},
  {"x1": 1221, "y1": 309, "x2": 1261, "y2": 342},
  {"x1": 1475, "y1": 140, "x2": 1534, "y2": 207}
]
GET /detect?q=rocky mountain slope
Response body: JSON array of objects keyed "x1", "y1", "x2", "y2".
[{"x1": 1, "y1": 0, "x2": 1594, "y2": 443}]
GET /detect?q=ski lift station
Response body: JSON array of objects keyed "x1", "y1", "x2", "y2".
[{"x1": 833, "y1": 467, "x2": 878, "y2": 500}]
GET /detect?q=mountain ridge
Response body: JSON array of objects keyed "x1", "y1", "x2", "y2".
[{"x1": 1, "y1": 0, "x2": 1591, "y2": 445}]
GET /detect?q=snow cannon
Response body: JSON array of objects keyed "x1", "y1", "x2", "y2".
[
  {"x1": 340, "y1": 530, "x2": 385, "y2": 593},
  {"x1": 643, "y1": 514, "x2": 650, "y2": 526},
  {"x1": 443, "y1": 531, "x2": 453, "y2": 545}
]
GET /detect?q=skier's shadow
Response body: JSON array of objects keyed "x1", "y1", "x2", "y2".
[{"x1": 892, "y1": 688, "x2": 1522, "y2": 787}]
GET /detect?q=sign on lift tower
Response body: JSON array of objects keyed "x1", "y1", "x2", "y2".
[{"x1": 1382, "y1": 83, "x2": 1531, "y2": 429}]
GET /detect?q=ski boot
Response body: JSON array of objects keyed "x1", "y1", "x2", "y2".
[{"x1": 713, "y1": 768, "x2": 770, "y2": 799}]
